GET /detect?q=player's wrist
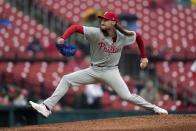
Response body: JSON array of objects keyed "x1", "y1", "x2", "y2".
[
  {"x1": 57, "y1": 38, "x2": 64, "y2": 44},
  {"x1": 140, "y1": 58, "x2": 148, "y2": 65},
  {"x1": 141, "y1": 57, "x2": 148, "y2": 61}
]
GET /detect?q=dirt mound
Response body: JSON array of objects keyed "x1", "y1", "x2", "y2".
[{"x1": 1, "y1": 114, "x2": 196, "y2": 131}]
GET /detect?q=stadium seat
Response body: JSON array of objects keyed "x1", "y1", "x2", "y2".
[
  {"x1": 34, "y1": 0, "x2": 196, "y2": 58},
  {"x1": 1, "y1": 2, "x2": 58, "y2": 60}
]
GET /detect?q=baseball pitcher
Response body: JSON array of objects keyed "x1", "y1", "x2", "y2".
[{"x1": 29, "y1": 11, "x2": 168, "y2": 118}]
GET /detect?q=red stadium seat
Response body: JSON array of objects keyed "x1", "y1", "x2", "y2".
[
  {"x1": 1, "y1": 1, "x2": 58, "y2": 60},
  {"x1": 34, "y1": 0, "x2": 195, "y2": 58},
  {"x1": 155, "y1": 61, "x2": 196, "y2": 101},
  {"x1": 100, "y1": 92, "x2": 112, "y2": 110}
]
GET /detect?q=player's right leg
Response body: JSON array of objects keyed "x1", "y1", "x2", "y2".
[
  {"x1": 29, "y1": 68, "x2": 97, "y2": 118},
  {"x1": 99, "y1": 68, "x2": 168, "y2": 115}
]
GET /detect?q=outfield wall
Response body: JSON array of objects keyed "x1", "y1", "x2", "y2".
[{"x1": 0, "y1": 105, "x2": 195, "y2": 127}]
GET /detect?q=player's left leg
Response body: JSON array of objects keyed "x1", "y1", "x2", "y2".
[
  {"x1": 29, "y1": 68, "x2": 98, "y2": 118},
  {"x1": 100, "y1": 68, "x2": 168, "y2": 115}
]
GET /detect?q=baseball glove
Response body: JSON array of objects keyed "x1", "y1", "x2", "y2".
[{"x1": 54, "y1": 42, "x2": 76, "y2": 57}]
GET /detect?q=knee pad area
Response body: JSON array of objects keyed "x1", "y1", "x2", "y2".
[
  {"x1": 120, "y1": 94, "x2": 140, "y2": 102},
  {"x1": 119, "y1": 94, "x2": 132, "y2": 101},
  {"x1": 62, "y1": 75, "x2": 71, "y2": 87}
]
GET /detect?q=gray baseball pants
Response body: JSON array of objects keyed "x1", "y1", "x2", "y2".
[{"x1": 43, "y1": 66, "x2": 156, "y2": 111}]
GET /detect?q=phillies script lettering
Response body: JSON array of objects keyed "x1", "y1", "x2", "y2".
[{"x1": 99, "y1": 42, "x2": 121, "y2": 53}]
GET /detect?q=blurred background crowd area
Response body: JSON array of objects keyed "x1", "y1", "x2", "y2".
[{"x1": 0, "y1": 0, "x2": 196, "y2": 112}]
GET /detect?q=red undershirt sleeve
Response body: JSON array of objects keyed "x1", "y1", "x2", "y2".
[
  {"x1": 136, "y1": 32, "x2": 146, "y2": 58},
  {"x1": 61, "y1": 25, "x2": 84, "y2": 40}
]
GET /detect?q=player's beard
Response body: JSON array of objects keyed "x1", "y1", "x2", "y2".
[{"x1": 100, "y1": 26, "x2": 109, "y2": 37}]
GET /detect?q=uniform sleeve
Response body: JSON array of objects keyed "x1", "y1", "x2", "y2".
[
  {"x1": 136, "y1": 32, "x2": 146, "y2": 58},
  {"x1": 124, "y1": 31, "x2": 136, "y2": 46},
  {"x1": 61, "y1": 25, "x2": 84, "y2": 40},
  {"x1": 83, "y1": 26, "x2": 99, "y2": 43}
]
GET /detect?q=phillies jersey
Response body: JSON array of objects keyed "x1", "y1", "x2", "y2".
[{"x1": 83, "y1": 26, "x2": 136, "y2": 67}]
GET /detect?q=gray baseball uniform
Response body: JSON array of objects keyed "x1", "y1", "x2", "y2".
[{"x1": 43, "y1": 26, "x2": 156, "y2": 111}]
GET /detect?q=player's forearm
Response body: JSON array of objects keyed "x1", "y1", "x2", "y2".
[
  {"x1": 136, "y1": 32, "x2": 146, "y2": 58},
  {"x1": 61, "y1": 25, "x2": 84, "y2": 40}
]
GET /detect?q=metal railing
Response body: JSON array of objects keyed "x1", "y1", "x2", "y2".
[
  {"x1": 158, "y1": 74, "x2": 196, "y2": 105},
  {"x1": 5, "y1": 0, "x2": 69, "y2": 36}
]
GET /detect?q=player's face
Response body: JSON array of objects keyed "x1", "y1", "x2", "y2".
[{"x1": 100, "y1": 19, "x2": 116, "y2": 30}]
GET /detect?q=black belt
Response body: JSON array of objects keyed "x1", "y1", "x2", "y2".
[{"x1": 91, "y1": 64, "x2": 118, "y2": 67}]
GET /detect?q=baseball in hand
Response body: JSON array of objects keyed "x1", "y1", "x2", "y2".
[
  {"x1": 140, "y1": 63, "x2": 145, "y2": 69},
  {"x1": 57, "y1": 38, "x2": 64, "y2": 44},
  {"x1": 140, "y1": 58, "x2": 148, "y2": 69}
]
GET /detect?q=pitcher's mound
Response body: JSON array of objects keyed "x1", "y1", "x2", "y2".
[{"x1": 2, "y1": 114, "x2": 196, "y2": 131}]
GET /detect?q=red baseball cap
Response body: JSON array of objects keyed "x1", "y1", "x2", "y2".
[{"x1": 98, "y1": 11, "x2": 118, "y2": 22}]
